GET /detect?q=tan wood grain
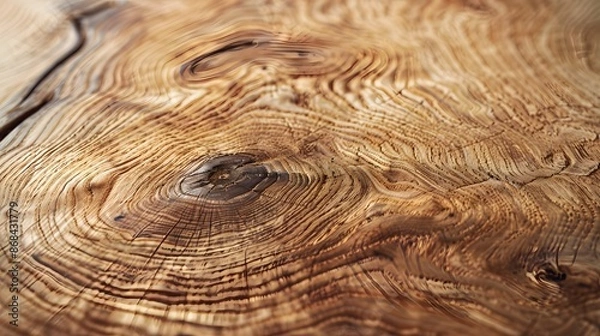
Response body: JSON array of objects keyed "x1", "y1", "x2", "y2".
[{"x1": 1, "y1": 0, "x2": 599, "y2": 335}]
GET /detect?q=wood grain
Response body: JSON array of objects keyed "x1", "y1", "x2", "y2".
[{"x1": 1, "y1": 0, "x2": 599, "y2": 335}]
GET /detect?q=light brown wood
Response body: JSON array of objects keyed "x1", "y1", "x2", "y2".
[{"x1": 1, "y1": 0, "x2": 599, "y2": 335}]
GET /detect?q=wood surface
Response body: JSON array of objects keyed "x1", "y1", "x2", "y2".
[{"x1": 1, "y1": 0, "x2": 600, "y2": 335}]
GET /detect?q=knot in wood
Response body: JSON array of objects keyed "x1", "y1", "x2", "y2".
[{"x1": 180, "y1": 154, "x2": 278, "y2": 201}]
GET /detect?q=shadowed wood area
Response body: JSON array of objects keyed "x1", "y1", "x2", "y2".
[{"x1": 1, "y1": 0, "x2": 600, "y2": 335}]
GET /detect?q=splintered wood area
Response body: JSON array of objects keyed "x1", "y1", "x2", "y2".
[{"x1": 1, "y1": 0, "x2": 599, "y2": 335}]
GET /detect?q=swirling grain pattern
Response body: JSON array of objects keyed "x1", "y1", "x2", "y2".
[{"x1": 0, "y1": 0, "x2": 599, "y2": 335}]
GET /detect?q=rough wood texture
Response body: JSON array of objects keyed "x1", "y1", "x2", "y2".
[{"x1": 1, "y1": 0, "x2": 600, "y2": 335}]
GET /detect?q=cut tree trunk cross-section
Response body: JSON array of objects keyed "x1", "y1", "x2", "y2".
[{"x1": 0, "y1": 0, "x2": 599, "y2": 335}]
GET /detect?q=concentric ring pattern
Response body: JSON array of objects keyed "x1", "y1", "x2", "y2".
[{"x1": 0, "y1": 0, "x2": 599, "y2": 335}]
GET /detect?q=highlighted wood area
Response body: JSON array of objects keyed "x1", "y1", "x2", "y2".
[{"x1": 0, "y1": 0, "x2": 599, "y2": 335}]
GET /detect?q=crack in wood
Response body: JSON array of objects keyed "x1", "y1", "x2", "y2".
[{"x1": 0, "y1": 3, "x2": 115, "y2": 142}]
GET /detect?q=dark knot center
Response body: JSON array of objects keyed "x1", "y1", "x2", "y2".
[
  {"x1": 180, "y1": 154, "x2": 281, "y2": 201},
  {"x1": 209, "y1": 168, "x2": 234, "y2": 185}
]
